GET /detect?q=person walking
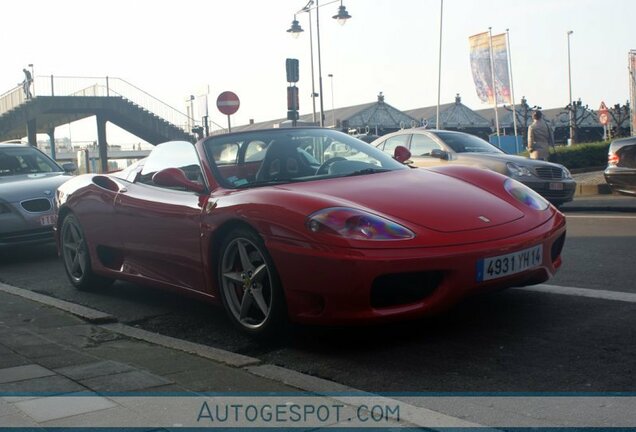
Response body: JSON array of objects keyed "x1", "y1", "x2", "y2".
[
  {"x1": 22, "y1": 68, "x2": 33, "y2": 99},
  {"x1": 527, "y1": 110, "x2": 554, "y2": 160}
]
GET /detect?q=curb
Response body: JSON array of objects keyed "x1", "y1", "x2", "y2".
[
  {"x1": 574, "y1": 183, "x2": 612, "y2": 196},
  {"x1": 0, "y1": 282, "x2": 116, "y2": 324}
]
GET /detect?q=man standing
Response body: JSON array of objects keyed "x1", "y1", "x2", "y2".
[
  {"x1": 22, "y1": 68, "x2": 33, "y2": 99},
  {"x1": 527, "y1": 110, "x2": 554, "y2": 160}
]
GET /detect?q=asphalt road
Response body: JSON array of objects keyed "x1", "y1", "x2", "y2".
[{"x1": 1, "y1": 211, "x2": 635, "y2": 392}]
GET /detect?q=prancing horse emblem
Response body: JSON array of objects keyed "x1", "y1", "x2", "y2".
[{"x1": 478, "y1": 215, "x2": 491, "y2": 223}]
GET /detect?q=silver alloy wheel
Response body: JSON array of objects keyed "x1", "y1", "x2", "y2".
[
  {"x1": 220, "y1": 237, "x2": 273, "y2": 329},
  {"x1": 62, "y1": 218, "x2": 88, "y2": 283}
]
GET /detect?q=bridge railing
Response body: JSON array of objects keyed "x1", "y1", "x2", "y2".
[
  {"x1": 1, "y1": 75, "x2": 204, "y2": 134},
  {"x1": 0, "y1": 86, "x2": 26, "y2": 116}
]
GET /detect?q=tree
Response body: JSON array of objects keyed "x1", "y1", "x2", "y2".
[
  {"x1": 608, "y1": 102, "x2": 631, "y2": 138},
  {"x1": 561, "y1": 99, "x2": 595, "y2": 144}
]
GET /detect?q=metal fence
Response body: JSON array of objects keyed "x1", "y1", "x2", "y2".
[{"x1": 1, "y1": 75, "x2": 199, "y2": 134}]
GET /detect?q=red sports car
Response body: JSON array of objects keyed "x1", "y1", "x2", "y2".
[{"x1": 55, "y1": 128, "x2": 566, "y2": 339}]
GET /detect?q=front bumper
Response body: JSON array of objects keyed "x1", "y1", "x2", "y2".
[
  {"x1": 604, "y1": 167, "x2": 636, "y2": 196},
  {"x1": 520, "y1": 178, "x2": 576, "y2": 204},
  {"x1": 0, "y1": 199, "x2": 57, "y2": 247},
  {"x1": 267, "y1": 212, "x2": 566, "y2": 325}
]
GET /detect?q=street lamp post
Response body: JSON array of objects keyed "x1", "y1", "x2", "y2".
[
  {"x1": 287, "y1": 0, "x2": 351, "y2": 127},
  {"x1": 567, "y1": 30, "x2": 574, "y2": 145},
  {"x1": 328, "y1": 73, "x2": 335, "y2": 127}
]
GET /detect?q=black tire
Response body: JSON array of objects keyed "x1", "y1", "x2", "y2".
[
  {"x1": 60, "y1": 214, "x2": 113, "y2": 291},
  {"x1": 217, "y1": 227, "x2": 287, "y2": 340}
]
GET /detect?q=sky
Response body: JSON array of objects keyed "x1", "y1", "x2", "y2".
[{"x1": 1, "y1": 0, "x2": 634, "y2": 146}]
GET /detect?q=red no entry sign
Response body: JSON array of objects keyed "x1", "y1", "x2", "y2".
[{"x1": 217, "y1": 91, "x2": 240, "y2": 116}]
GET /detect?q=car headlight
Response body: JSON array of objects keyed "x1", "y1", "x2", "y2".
[
  {"x1": 506, "y1": 162, "x2": 532, "y2": 177},
  {"x1": 306, "y1": 207, "x2": 415, "y2": 241},
  {"x1": 504, "y1": 178, "x2": 549, "y2": 211},
  {"x1": 562, "y1": 167, "x2": 572, "y2": 179}
]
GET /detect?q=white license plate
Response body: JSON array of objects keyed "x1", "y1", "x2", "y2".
[
  {"x1": 549, "y1": 182, "x2": 564, "y2": 190},
  {"x1": 477, "y1": 245, "x2": 543, "y2": 282},
  {"x1": 40, "y1": 215, "x2": 56, "y2": 226}
]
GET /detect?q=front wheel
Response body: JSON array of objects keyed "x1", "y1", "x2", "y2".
[
  {"x1": 218, "y1": 228, "x2": 287, "y2": 340},
  {"x1": 60, "y1": 214, "x2": 113, "y2": 291}
]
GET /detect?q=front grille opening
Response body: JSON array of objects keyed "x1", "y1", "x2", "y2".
[
  {"x1": 371, "y1": 271, "x2": 442, "y2": 308},
  {"x1": 21, "y1": 198, "x2": 51, "y2": 212},
  {"x1": 535, "y1": 167, "x2": 563, "y2": 180},
  {"x1": 551, "y1": 232, "x2": 566, "y2": 262}
]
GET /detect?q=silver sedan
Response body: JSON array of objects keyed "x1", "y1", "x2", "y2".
[
  {"x1": 372, "y1": 129, "x2": 576, "y2": 206},
  {"x1": 0, "y1": 143, "x2": 75, "y2": 247}
]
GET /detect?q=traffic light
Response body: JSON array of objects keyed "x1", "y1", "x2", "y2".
[
  {"x1": 286, "y1": 58, "x2": 299, "y2": 83},
  {"x1": 287, "y1": 86, "x2": 299, "y2": 111}
]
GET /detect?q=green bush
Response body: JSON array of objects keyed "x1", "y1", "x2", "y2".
[{"x1": 548, "y1": 142, "x2": 609, "y2": 169}]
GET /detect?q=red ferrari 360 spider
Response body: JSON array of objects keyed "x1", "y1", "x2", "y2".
[{"x1": 55, "y1": 128, "x2": 566, "y2": 339}]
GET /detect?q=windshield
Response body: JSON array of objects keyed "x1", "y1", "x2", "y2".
[
  {"x1": 203, "y1": 128, "x2": 407, "y2": 189},
  {"x1": 436, "y1": 131, "x2": 503, "y2": 154},
  {"x1": 0, "y1": 146, "x2": 63, "y2": 177}
]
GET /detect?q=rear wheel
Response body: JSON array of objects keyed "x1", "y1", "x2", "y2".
[
  {"x1": 218, "y1": 228, "x2": 287, "y2": 340},
  {"x1": 60, "y1": 214, "x2": 113, "y2": 291}
]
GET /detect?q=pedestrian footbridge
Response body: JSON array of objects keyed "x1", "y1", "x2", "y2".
[{"x1": 0, "y1": 76, "x2": 197, "y2": 172}]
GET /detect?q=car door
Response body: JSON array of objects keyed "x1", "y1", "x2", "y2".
[
  {"x1": 408, "y1": 132, "x2": 449, "y2": 168},
  {"x1": 114, "y1": 141, "x2": 207, "y2": 292}
]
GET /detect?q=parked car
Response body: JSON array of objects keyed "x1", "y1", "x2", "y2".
[
  {"x1": 55, "y1": 128, "x2": 566, "y2": 339},
  {"x1": 0, "y1": 143, "x2": 76, "y2": 247},
  {"x1": 371, "y1": 129, "x2": 576, "y2": 206},
  {"x1": 604, "y1": 136, "x2": 636, "y2": 196}
]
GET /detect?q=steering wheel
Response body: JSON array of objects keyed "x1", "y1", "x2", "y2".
[{"x1": 316, "y1": 157, "x2": 347, "y2": 175}]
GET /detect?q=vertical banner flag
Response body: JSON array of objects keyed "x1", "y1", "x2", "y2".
[
  {"x1": 491, "y1": 33, "x2": 512, "y2": 104},
  {"x1": 629, "y1": 50, "x2": 636, "y2": 136},
  {"x1": 469, "y1": 32, "x2": 512, "y2": 105},
  {"x1": 469, "y1": 32, "x2": 493, "y2": 104}
]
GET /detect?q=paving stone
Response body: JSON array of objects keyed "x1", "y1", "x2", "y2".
[
  {"x1": 81, "y1": 370, "x2": 174, "y2": 392},
  {"x1": 14, "y1": 395, "x2": 116, "y2": 422},
  {"x1": 0, "y1": 375, "x2": 86, "y2": 394},
  {"x1": 163, "y1": 367, "x2": 294, "y2": 393},
  {"x1": 56, "y1": 360, "x2": 136, "y2": 380},
  {"x1": 11, "y1": 343, "x2": 69, "y2": 359},
  {"x1": 41, "y1": 406, "x2": 148, "y2": 428},
  {"x1": 0, "y1": 408, "x2": 41, "y2": 427},
  {"x1": 0, "y1": 352, "x2": 30, "y2": 369},
  {"x1": 0, "y1": 364, "x2": 54, "y2": 384},
  {"x1": 34, "y1": 351, "x2": 98, "y2": 369},
  {"x1": 87, "y1": 339, "x2": 216, "y2": 375},
  {"x1": 0, "y1": 330, "x2": 47, "y2": 348},
  {"x1": 39, "y1": 324, "x2": 116, "y2": 349}
]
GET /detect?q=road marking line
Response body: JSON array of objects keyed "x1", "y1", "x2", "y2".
[
  {"x1": 515, "y1": 284, "x2": 636, "y2": 303},
  {"x1": 565, "y1": 214, "x2": 636, "y2": 219}
]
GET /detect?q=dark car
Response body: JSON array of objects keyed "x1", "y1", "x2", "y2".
[
  {"x1": 604, "y1": 136, "x2": 636, "y2": 196},
  {"x1": 0, "y1": 143, "x2": 75, "y2": 246},
  {"x1": 371, "y1": 128, "x2": 576, "y2": 206}
]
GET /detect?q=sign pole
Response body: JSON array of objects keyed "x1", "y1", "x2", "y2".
[{"x1": 227, "y1": 115, "x2": 232, "y2": 133}]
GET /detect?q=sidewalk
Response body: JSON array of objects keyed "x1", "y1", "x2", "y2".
[{"x1": 0, "y1": 283, "x2": 485, "y2": 429}]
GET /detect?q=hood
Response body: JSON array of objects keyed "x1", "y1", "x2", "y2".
[
  {"x1": 278, "y1": 169, "x2": 524, "y2": 233},
  {"x1": 456, "y1": 152, "x2": 566, "y2": 170},
  {"x1": 0, "y1": 172, "x2": 71, "y2": 203}
]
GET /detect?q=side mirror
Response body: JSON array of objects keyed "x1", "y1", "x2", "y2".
[
  {"x1": 152, "y1": 168, "x2": 206, "y2": 194},
  {"x1": 393, "y1": 145, "x2": 412, "y2": 164},
  {"x1": 430, "y1": 149, "x2": 450, "y2": 160},
  {"x1": 62, "y1": 162, "x2": 77, "y2": 173}
]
